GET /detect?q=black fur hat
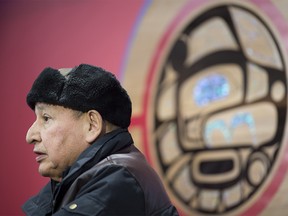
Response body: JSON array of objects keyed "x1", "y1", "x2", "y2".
[{"x1": 26, "y1": 64, "x2": 132, "y2": 128}]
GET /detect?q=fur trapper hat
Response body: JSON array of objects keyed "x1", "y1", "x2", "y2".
[{"x1": 26, "y1": 64, "x2": 132, "y2": 128}]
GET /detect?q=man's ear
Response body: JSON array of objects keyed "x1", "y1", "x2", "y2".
[{"x1": 85, "y1": 110, "x2": 103, "y2": 143}]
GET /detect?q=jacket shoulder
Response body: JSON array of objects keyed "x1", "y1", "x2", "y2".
[{"x1": 103, "y1": 145, "x2": 176, "y2": 215}]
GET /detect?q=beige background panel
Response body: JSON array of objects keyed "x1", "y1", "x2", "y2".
[{"x1": 124, "y1": 0, "x2": 288, "y2": 215}]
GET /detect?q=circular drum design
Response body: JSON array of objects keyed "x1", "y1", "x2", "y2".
[{"x1": 149, "y1": 2, "x2": 287, "y2": 215}]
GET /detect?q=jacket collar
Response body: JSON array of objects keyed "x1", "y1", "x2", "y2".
[{"x1": 63, "y1": 128, "x2": 133, "y2": 180}]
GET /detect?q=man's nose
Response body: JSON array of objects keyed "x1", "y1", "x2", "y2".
[{"x1": 26, "y1": 122, "x2": 41, "y2": 144}]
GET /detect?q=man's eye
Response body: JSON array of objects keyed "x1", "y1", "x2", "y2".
[{"x1": 43, "y1": 115, "x2": 51, "y2": 122}]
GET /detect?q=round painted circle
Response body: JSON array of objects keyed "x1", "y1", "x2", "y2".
[{"x1": 142, "y1": 1, "x2": 288, "y2": 215}]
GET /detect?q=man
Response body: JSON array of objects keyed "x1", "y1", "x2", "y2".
[{"x1": 22, "y1": 64, "x2": 179, "y2": 215}]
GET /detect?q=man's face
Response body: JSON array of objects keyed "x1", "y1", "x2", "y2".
[{"x1": 26, "y1": 103, "x2": 90, "y2": 181}]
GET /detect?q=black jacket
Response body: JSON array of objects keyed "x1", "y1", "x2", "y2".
[{"x1": 22, "y1": 129, "x2": 179, "y2": 215}]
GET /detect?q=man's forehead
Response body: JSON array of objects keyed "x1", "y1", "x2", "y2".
[
  {"x1": 35, "y1": 103, "x2": 61, "y2": 112},
  {"x1": 35, "y1": 102, "x2": 77, "y2": 114},
  {"x1": 35, "y1": 102, "x2": 47, "y2": 110},
  {"x1": 34, "y1": 103, "x2": 55, "y2": 112}
]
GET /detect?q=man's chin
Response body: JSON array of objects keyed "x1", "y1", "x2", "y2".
[
  {"x1": 38, "y1": 168, "x2": 62, "y2": 182},
  {"x1": 38, "y1": 168, "x2": 50, "y2": 178}
]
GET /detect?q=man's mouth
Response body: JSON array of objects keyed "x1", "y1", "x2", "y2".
[{"x1": 34, "y1": 151, "x2": 47, "y2": 162}]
